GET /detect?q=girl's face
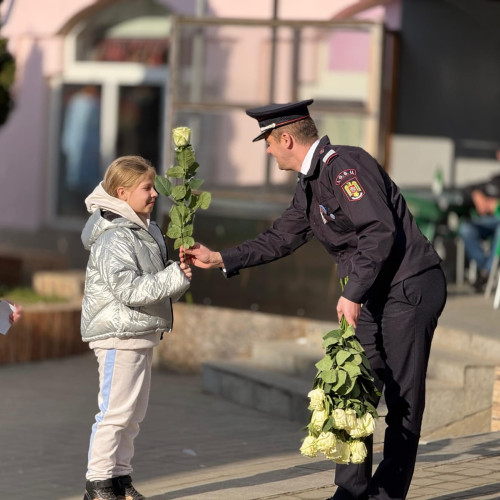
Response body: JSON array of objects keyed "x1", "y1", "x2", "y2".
[{"x1": 118, "y1": 173, "x2": 158, "y2": 218}]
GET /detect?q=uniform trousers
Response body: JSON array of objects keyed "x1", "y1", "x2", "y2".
[
  {"x1": 333, "y1": 265, "x2": 447, "y2": 500},
  {"x1": 86, "y1": 347, "x2": 153, "y2": 481}
]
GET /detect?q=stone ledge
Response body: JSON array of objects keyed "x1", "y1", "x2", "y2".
[
  {"x1": 0, "y1": 301, "x2": 87, "y2": 364},
  {"x1": 154, "y1": 302, "x2": 332, "y2": 373}
]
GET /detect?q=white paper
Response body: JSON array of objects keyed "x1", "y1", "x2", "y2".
[{"x1": 0, "y1": 300, "x2": 16, "y2": 335}]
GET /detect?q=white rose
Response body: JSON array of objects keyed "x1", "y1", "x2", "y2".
[
  {"x1": 172, "y1": 126, "x2": 191, "y2": 147},
  {"x1": 332, "y1": 408, "x2": 347, "y2": 429},
  {"x1": 327, "y1": 438, "x2": 351, "y2": 464},
  {"x1": 310, "y1": 409, "x2": 328, "y2": 433},
  {"x1": 360, "y1": 412, "x2": 376, "y2": 436},
  {"x1": 315, "y1": 432, "x2": 336, "y2": 454},
  {"x1": 348, "y1": 418, "x2": 365, "y2": 438},
  {"x1": 308, "y1": 388, "x2": 326, "y2": 411},
  {"x1": 350, "y1": 440, "x2": 368, "y2": 464},
  {"x1": 344, "y1": 408, "x2": 357, "y2": 431},
  {"x1": 300, "y1": 435, "x2": 317, "y2": 457}
]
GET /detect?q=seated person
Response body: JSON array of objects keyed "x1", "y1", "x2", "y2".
[{"x1": 459, "y1": 163, "x2": 500, "y2": 292}]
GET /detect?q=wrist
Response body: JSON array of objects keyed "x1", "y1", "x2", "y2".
[{"x1": 212, "y1": 251, "x2": 224, "y2": 268}]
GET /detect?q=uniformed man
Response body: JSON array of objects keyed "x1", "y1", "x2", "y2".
[{"x1": 181, "y1": 99, "x2": 447, "y2": 500}]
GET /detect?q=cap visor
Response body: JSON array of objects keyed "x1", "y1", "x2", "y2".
[{"x1": 252, "y1": 131, "x2": 268, "y2": 142}]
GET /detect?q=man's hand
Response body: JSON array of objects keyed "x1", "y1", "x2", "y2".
[
  {"x1": 337, "y1": 296, "x2": 361, "y2": 328},
  {"x1": 180, "y1": 243, "x2": 224, "y2": 269}
]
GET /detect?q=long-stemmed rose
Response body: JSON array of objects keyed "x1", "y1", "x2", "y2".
[
  {"x1": 155, "y1": 127, "x2": 211, "y2": 249},
  {"x1": 300, "y1": 278, "x2": 380, "y2": 464}
]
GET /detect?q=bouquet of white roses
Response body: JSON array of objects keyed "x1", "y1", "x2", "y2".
[
  {"x1": 300, "y1": 279, "x2": 380, "y2": 464},
  {"x1": 154, "y1": 127, "x2": 211, "y2": 249}
]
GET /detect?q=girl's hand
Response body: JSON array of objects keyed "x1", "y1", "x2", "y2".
[{"x1": 180, "y1": 262, "x2": 192, "y2": 281}]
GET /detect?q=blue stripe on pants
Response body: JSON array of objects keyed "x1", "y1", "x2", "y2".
[{"x1": 87, "y1": 349, "x2": 116, "y2": 466}]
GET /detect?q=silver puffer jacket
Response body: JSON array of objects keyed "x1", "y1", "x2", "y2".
[{"x1": 81, "y1": 210, "x2": 190, "y2": 342}]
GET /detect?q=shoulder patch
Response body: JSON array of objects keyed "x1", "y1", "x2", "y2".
[
  {"x1": 322, "y1": 149, "x2": 338, "y2": 165},
  {"x1": 342, "y1": 178, "x2": 365, "y2": 201},
  {"x1": 335, "y1": 169, "x2": 357, "y2": 186}
]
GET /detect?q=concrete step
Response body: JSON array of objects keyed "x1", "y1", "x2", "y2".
[
  {"x1": 427, "y1": 345, "x2": 498, "y2": 385},
  {"x1": 251, "y1": 339, "x2": 323, "y2": 380},
  {"x1": 201, "y1": 357, "x2": 472, "y2": 439},
  {"x1": 202, "y1": 358, "x2": 389, "y2": 446},
  {"x1": 432, "y1": 324, "x2": 500, "y2": 360}
]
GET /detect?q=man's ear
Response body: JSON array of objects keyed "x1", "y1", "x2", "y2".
[
  {"x1": 280, "y1": 132, "x2": 294, "y2": 149},
  {"x1": 117, "y1": 186, "x2": 127, "y2": 200}
]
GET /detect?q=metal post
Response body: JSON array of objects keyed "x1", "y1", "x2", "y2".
[{"x1": 265, "y1": 0, "x2": 279, "y2": 186}]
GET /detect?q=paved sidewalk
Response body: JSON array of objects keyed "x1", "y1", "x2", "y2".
[{"x1": 1, "y1": 347, "x2": 500, "y2": 500}]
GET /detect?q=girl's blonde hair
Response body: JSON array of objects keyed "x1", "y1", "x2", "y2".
[{"x1": 102, "y1": 156, "x2": 156, "y2": 198}]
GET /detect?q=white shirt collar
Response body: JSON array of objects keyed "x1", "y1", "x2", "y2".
[{"x1": 300, "y1": 139, "x2": 320, "y2": 176}]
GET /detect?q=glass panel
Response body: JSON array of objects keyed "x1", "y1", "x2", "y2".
[
  {"x1": 171, "y1": 20, "x2": 377, "y2": 190},
  {"x1": 58, "y1": 84, "x2": 102, "y2": 217},
  {"x1": 75, "y1": 0, "x2": 170, "y2": 65},
  {"x1": 116, "y1": 85, "x2": 162, "y2": 168}
]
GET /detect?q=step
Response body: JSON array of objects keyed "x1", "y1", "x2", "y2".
[
  {"x1": 427, "y1": 345, "x2": 498, "y2": 386},
  {"x1": 251, "y1": 339, "x2": 323, "y2": 380},
  {"x1": 203, "y1": 358, "x2": 391, "y2": 446},
  {"x1": 432, "y1": 324, "x2": 500, "y2": 360}
]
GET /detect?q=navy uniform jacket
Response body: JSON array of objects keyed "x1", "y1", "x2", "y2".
[{"x1": 220, "y1": 136, "x2": 441, "y2": 303}]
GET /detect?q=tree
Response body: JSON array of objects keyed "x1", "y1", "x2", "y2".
[{"x1": 0, "y1": 0, "x2": 15, "y2": 125}]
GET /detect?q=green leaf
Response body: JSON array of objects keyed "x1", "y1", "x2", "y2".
[
  {"x1": 182, "y1": 224, "x2": 194, "y2": 236},
  {"x1": 172, "y1": 185, "x2": 187, "y2": 201},
  {"x1": 154, "y1": 175, "x2": 172, "y2": 196},
  {"x1": 343, "y1": 363, "x2": 362, "y2": 379},
  {"x1": 169, "y1": 205, "x2": 183, "y2": 226},
  {"x1": 182, "y1": 236, "x2": 195, "y2": 249},
  {"x1": 177, "y1": 148, "x2": 196, "y2": 171},
  {"x1": 173, "y1": 237, "x2": 183, "y2": 250},
  {"x1": 198, "y1": 191, "x2": 211, "y2": 210},
  {"x1": 166, "y1": 224, "x2": 182, "y2": 238},
  {"x1": 350, "y1": 339, "x2": 365, "y2": 352},
  {"x1": 323, "y1": 417, "x2": 334, "y2": 432},
  {"x1": 336, "y1": 350, "x2": 352, "y2": 366},
  {"x1": 342, "y1": 325, "x2": 356, "y2": 339},
  {"x1": 320, "y1": 369, "x2": 337, "y2": 384},
  {"x1": 189, "y1": 178, "x2": 204, "y2": 190},
  {"x1": 323, "y1": 328, "x2": 342, "y2": 341},
  {"x1": 315, "y1": 355, "x2": 333, "y2": 371},
  {"x1": 187, "y1": 160, "x2": 199, "y2": 177},
  {"x1": 166, "y1": 166, "x2": 185, "y2": 178},
  {"x1": 323, "y1": 336, "x2": 340, "y2": 349},
  {"x1": 332, "y1": 370, "x2": 347, "y2": 391}
]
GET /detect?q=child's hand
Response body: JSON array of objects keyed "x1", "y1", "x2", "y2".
[
  {"x1": 180, "y1": 262, "x2": 192, "y2": 281},
  {"x1": 8, "y1": 302, "x2": 23, "y2": 324}
]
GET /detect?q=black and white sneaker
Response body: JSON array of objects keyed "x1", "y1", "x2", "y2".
[
  {"x1": 84, "y1": 479, "x2": 123, "y2": 500},
  {"x1": 114, "y1": 475, "x2": 146, "y2": 500}
]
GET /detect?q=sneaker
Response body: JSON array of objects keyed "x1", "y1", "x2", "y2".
[
  {"x1": 84, "y1": 479, "x2": 123, "y2": 500},
  {"x1": 113, "y1": 475, "x2": 146, "y2": 500}
]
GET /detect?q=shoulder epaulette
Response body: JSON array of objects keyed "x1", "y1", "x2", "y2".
[{"x1": 322, "y1": 149, "x2": 338, "y2": 165}]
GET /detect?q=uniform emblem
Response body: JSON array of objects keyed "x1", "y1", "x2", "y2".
[
  {"x1": 342, "y1": 178, "x2": 365, "y2": 201},
  {"x1": 335, "y1": 169, "x2": 356, "y2": 185}
]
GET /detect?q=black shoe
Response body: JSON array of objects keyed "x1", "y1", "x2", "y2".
[
  {"x1": 113, "y1": 475, "x2": 146, "y2": 500},
  {"x1": 473, "y1": 272, "x2": 488, "y2": 293},
  {"x1": 84, "y1": 479, "x2": 123, "y2": 500}
]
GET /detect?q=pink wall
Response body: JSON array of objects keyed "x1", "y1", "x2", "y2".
[{"x1": 0, "y1": 0, "x2": 398, "y2": 231}]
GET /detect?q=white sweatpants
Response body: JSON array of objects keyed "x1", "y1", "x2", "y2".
[{"x1": 86, "y1": 348, "x2": 153, "y2": 480}]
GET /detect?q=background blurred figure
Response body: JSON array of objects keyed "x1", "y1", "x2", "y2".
[
  {"x1": 458, "y1": 150, "x2": 500, "y2": 292},
  {"x1": 61, "y1": 85, "x2": 101, "y2": 193}
]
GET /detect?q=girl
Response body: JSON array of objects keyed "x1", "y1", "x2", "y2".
[{"x1": 81, "y1": 156, "x2": 191, "y2": 500}]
